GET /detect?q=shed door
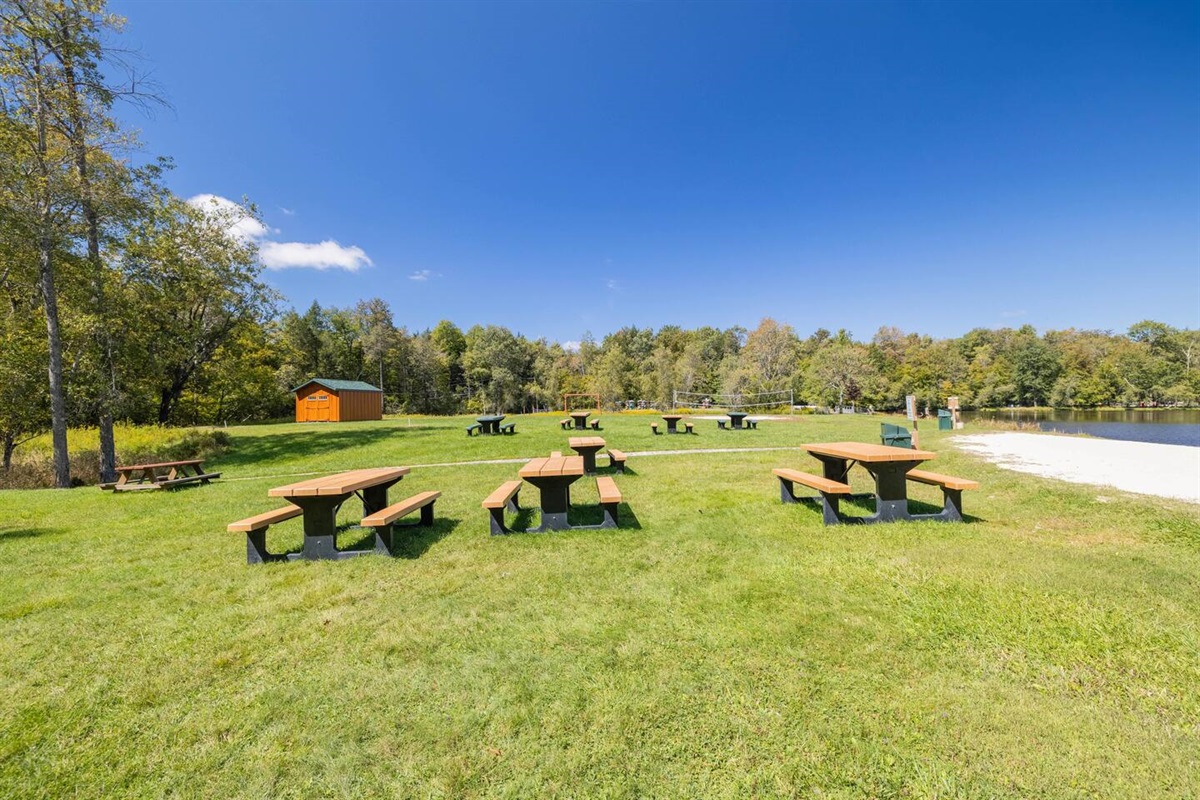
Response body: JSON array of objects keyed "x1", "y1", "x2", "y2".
[{"x1": 308, "y1": 393, "x2": 330, "y2": 421}]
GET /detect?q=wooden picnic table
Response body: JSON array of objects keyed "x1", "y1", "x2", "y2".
[
  {"x1": 801, "y1": 441, "x2": 937, "y2": 523},
  {"x1": 518, "y1": 455, "x2": 584, "y2": 531},
  {"x1": 476, "y1": 414, "x2": 506, "y2": 434},
  {"x1": 567, "y1": 436, "x2": 606, "y2": 474},
  {"x1": 726, "y1": 411, "x2": 749, "y2": 429},
  {"x1": 267, "y1": 467, "x2": 410, "y2": 559},
  {"x1": 104, "y1": 459, "x2": 220, "y2": 491},
  {"x1": 568, "y1": 411, "x2": 592, "y2": 430}
]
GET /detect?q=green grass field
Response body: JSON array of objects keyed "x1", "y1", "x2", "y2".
[{"x1": 1, "y1": 413, "x2": 1198, "y2": 798}]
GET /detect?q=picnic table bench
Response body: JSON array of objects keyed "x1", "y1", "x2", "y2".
[
  {"x1": 482, "y1": 480, "x2": 523, "y2": 535},
  {"x1": 227, "y1": 467, "x2": 439, "y2": 563},
  {"x1": 101, "y1": 459, "x2": 220, "y2": 491},
  {"x1": 595, "y1": 476, "x2": 622, "y2": 528},
  {"x1": 775, "y1": 442, "x2": 978, "y2": 525}
]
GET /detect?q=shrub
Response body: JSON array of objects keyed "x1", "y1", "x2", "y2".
[{"x1": 0, "y1": 426, "x2": 231, "y2": 490}]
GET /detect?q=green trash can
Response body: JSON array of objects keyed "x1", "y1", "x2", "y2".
[
  {"x1": 880, "y1": 423, "x2": 912, "y2": 448},
  {"x1": 937, "y1": 410, "x2": 953, "y2": 431}
]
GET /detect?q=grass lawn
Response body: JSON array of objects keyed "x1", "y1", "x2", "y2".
[{"x1": 1, "y1": 413, "x2": 1198, "y2": 798}]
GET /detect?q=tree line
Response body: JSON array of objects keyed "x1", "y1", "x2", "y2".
[
  {"x1": 2, "y1": 2, "x2": 1196, "y2": 488},
  {"x1": 255, "y1": 309, "x2": 1198, "y2": 421}
]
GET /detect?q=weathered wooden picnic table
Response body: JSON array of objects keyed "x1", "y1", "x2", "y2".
[
  {"x1": 266, "y1": 467, "x2": 410, "y2": 560},
  {"x1": 568, "y1": 411, "x2": 592, "y2": 430},
  {"x1": 568, "y1": 436, "x2": 606, "y2": 474},
  {"x1": 476, "y1": 414, "x2": 506, "y2": 434},
  {"x1": 800, "y1": 441, "x2": 938, "y2": 523},
  {"x1": 102, "y1": 459, "x2": 220, "y2": 491},
  {"x1": 518, "y1": 455, "x2": 585, "y2": 531}
]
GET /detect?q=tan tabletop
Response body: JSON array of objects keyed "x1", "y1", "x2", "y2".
[
  {"x1": 568, "y1": 436, "x2": 606, "y2": 449},
  {"x1": 802, "y1": 442, "x2": 936, "y2": 463},
  {"x1": 661, "y1": 414, "x2": 682, "y2": 421},
  {"x1": 519, "y1": 456, "x2": 585, "y2": 479},
  {"x1": 568, "y1": 411, "x2": 591, "y2": 418},
  {"x1": 269, "y1": 467, "x2": 411, "y2": 498}
]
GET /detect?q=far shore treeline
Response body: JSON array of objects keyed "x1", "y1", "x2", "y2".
[{"x1": 1, "y1": 1, "x2": 1197, "y2": 487}]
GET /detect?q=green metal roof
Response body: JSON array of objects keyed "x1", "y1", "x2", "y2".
[{"x1": 292, "y1": 378, "x2": 382, "y2": 394}]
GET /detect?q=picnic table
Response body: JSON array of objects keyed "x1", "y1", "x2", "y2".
[
  {"x1": 661, "y1": 414, "x2": 683, "y2": 434},
  {"x1": 266, "y1": 467, "x2": 411, "y2": 559},
  {"x1": 801, "y1": 441, "x2": 937, "y2": 523},
  {"x1": 568, "y1": 436, "x2": 606, "y2": 473},
  {"x1": 103, "y1": 459, "x2": 220, "y2": 491},
  {"x1": 568, "y1": 411, "x2": 592, "y2": 430},
  {"x1": 476, "y1": 414, "x2": 506, "y2": 435},
  {"x1": 518, "y1": 455, "x2": 585, "y2": 531},
  {"x1": 726, "y1": 411, "x2": 749, "y2": 429}
]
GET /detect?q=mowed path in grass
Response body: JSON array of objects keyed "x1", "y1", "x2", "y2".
[{"x1": 1, "y1": 414, "x2": 1198, "y2": 798}]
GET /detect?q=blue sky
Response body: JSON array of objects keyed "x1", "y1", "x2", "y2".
[{"x1": 112, "y1": 0, "x2": 1199, "y2": 343}]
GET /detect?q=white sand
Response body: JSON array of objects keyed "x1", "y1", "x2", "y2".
[{"x1": 953, "y1": 432, "x2": 1200, "y2": 504}]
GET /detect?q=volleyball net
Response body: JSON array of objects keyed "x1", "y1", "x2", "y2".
[{"x1": 672, "y1": 389, "x2": 794, "y2": 413}]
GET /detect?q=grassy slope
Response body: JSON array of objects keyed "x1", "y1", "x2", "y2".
[{"x1": 1, "y1": 413, "x2": 1197, "y2": 799}]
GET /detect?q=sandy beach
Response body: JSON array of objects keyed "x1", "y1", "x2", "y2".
[{"x1": 953, "y1": 432, "x2": 1200, "y2": 503}]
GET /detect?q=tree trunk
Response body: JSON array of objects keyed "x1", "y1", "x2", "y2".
[
  {"x1": 60, "y1": 27, "x2": 118, "y2": 484},
  {"x1": 158, "y1": 387, "x2": 174, "y2": 426},
  {"x1": 3, "y1": 433, "x2": 15, "y2": 472},
  {"x1": 32, "y1": 49, "x2": 70, "y2": 488},
  {"x1": 39, "y1": 232, "x2": 70, "y2": 488},
  {"x1": 158, "y1": 370, "x2": 191, "y2": 425}
]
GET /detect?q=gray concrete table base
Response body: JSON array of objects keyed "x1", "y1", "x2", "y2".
[
  {"x1": 526, "y1": 478, "x2": 576, "y2": 532},
  {"x1": 805, "y1": 456, "x2": 937, "y2": 525}
]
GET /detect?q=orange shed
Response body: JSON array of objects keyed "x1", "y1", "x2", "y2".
[{"x1": 293, "y1": 378, "x2": 383, "y2": 422}]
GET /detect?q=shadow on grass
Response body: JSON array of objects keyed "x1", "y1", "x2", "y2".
[
  {"x1": 0, "y1": 526, "x2": 61, "y2": 541},
  {"x1": 390, "y1": 517, "x2": 458, "y2": 559},
  {"x1": 215, "y1": 426, "x2": 426, "y2": 469},
  {"x1": 567, "y1": 501, "x2": 642, "y2": 530},
  {"x1": 792, "y1": 495, "x2": 986, "y2": 525},
  {"x1": 269, "y1": 517, "x2": 459, "y2": 560},
  {"x1": 496, "y1": 502, "x2": 642, "y2": 533}
]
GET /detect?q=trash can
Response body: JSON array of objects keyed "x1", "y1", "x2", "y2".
[
  {"x1": 880, "y1": 423, "x2": 912, "y2": 448},
  {"x1": 937, "y1": 409, "x2": 953, "y2": 431}
]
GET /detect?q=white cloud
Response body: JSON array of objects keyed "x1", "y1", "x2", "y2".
[
  {"x1": 187, "y1": 193, "x2": 269, "y2": 241},
  {"x1": 562, "y1": 340, "x2": 581, "y2": 352},
  {"x1": 280, "y1": 207, "x2": 296, "y2": 216},
  {"x1": 260, "y1": 240, "x2": 372, "y2": 272},
  {"x1": 606, "y1": 279, "x2": 618, "y2": 291},
  {"x1": 188, "y1": 193, "x2": 372, "y2": 273},
  {"x1": 409, "y1": 269, "x2": 435, "y2": 281}
]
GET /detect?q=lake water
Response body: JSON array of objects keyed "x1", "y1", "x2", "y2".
[{"x1": 962, "y1": 409, "x2": 1200, "y2": 447}]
